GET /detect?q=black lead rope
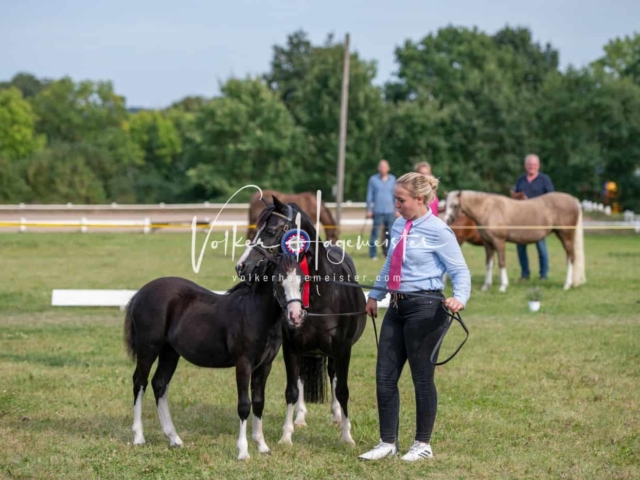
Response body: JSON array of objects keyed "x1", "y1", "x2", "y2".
[{"x1": 326, "y1": 280, "x2": 469, "y2": 366}]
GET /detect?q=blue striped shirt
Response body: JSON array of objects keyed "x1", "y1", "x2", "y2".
[
  {"x1": 369, "y1": 210, "x2": 472, "y2": 306},
  {"x1": 366, "y1": 173, "x2": 397, "y2": 214}
]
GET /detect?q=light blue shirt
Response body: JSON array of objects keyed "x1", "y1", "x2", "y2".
[
  {"x1": 369, "y1": 209, "x2": 472, "y2": 306},
  {"x1": 366, "y1": 173, "x2": 396, "y2": 214}
]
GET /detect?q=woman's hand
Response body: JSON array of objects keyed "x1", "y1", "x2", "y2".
[
  {"x1": 444, "y1": 297, "x2": 464, "y2": 313},
  {"x1": 365, "y1": 297, "x2": 378, "y2": 318}
]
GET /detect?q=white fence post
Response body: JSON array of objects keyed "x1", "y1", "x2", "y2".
[
  {"x1": 81, "y1": 217, "x2": 88, "y2": 233},
  {"x1": 143, "y1": 217, "x2": 151, "y2": 234},
  {"x1": 19, "y1": 217, "x2": 26, "y2": 233}
]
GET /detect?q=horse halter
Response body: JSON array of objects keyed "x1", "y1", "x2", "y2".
[{"x1": 250, "y1": 204, "x2": 297, "y2": 263}]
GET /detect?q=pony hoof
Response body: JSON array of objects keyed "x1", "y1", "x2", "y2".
[
  {"x1": 133, "y1": 438, "x2": 145, "y2": 446},
  {"x1": 332, "y1": 419, "x2": 342, "y2": 426},
  {"x1": 258, "y1": 447, "x2": 271, "y2": 455},
  {"x1": 499, "y1": 286, "x2": 507, "y2": 293},
  {"x1": 278, "y1": 437, "x2": 293, "y2": 446},
  {"x1": 169, "y1": 439, "x2": 183, "y2": 448},
  {"x1": 238, "y1": 452, "x2": 251, "y2": 461},
  {"x1": 294, "y1": 421, "x2": 307, "y2": 428},
  {"x1": 563, "y1": 284, "x2": 571, "y2": 291},
  {"x1": 340, "y1": 437, "x2": 356, "y2": 447},
  {"x1": 481, "y1": 284, "x2": 490, "y2": 291}
]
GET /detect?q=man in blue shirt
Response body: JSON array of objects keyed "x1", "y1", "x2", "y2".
[
  {"x1": 366, "y1": 160, "x2": 397, "y2": 260},
  {"x1": 511, "y1": 154, "x2": 555, "y2": 280}
]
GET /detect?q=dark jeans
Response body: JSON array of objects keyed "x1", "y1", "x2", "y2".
[
  {"x1": 369, "y1": 212, "x2": 396, "y2": 258},
  {"x1": 376, "y1": 293, "x2": 448, "y2": 444},
  {"x1": 517, "y1": 239, "x2": 549, "y2": 279}
]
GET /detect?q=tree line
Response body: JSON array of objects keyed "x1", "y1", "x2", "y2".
[{"x1": 1, "y1": 27, "x2": 639, "y2": 210}]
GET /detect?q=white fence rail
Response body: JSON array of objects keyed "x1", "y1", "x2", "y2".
[{"x1": 51, "y1": 289, "x2": 390, "y2": 309}]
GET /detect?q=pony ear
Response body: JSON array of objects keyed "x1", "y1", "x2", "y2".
[{"x1": 272, "y1": 195, "x2": 286, "y2": 211}]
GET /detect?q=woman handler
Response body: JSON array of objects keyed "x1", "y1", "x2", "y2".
[{"x1": 359, "y1": 172, "x2": 471, "y2": 462}]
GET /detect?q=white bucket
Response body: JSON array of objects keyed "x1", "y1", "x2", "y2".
[{"x1": 528, "y1": 301, "x2": 541, "y2": 312}]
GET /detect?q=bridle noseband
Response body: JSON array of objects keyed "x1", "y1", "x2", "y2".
[{"x1": 250, "y1": 205, "x2": 298, "y2": 263}]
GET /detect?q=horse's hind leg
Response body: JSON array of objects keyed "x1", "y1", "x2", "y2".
[
  {"x1": 556, "y1": 230, "x2": 575, "y2": 290},
  {"x1": 334, "y1": 349, "x2": 355, "y2": 446},
  {"x1": 131, "y1": 352, "x2": 157, "y2": 445},
  {"x1": 236, "y1": 360, "x2": 252, "y2": 460},
  {"x1": 328, "y1": 357, "x2": 342, "y2": 424},
  {"x1": 151, "y1": 344, "x2": 182, "y2": 447},
  {"x1": 251, "y1": 362, "x2": 273, "y2": 454},
  {"x1": 481, "y1": 244, "x2": 496, "y2": 291},
  {"x1": 493, "y1": 240, "x2": 509, "y2": 292}
]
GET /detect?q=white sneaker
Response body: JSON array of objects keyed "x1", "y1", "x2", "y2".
[
  {"x1": 358, "y1": 440, "x2": 397, "y2": 460},
  {"x1": 401, "y1": 441, "x2": 433, "y2": 461},
  {"x1": 371, "y1": 256, "x2": 378, "y2": 261}
]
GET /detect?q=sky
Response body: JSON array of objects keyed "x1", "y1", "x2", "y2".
[{"x1": 2, "y1": 0, "x2": 639, "y2": 108}]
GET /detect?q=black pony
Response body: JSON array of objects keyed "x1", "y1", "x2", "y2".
[
  {"x1": 235, "y1": 196, "x2": 367, "y2": 446},
  {"x1": 123, "y1": 255, "x2": 304, "y2": 460}
]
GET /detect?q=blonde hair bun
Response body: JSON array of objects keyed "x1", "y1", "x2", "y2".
[{"x1": 396, "y1": 172, "x2": 438, "y2": 205}]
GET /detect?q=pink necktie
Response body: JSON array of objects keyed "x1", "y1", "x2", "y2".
[{"x1": 387, "y1": 220, "x2": 413, "y2": 290}]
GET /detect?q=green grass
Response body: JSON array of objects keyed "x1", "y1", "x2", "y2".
[{"x1": 1, "y1": 232, "x2": 639, "y2": 479}]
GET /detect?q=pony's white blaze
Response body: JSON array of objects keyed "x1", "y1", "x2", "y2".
[
  {"x1": 157, "y1": 388, "x2": 182, "y2": 447},
  {"x1": 482, "y1": 258, "x2": 494, "y2": 291},
  {"x1": 443, "y1": 191, "x2": 461, "y2": 224},
  {"x1": 284, "y1": 268, "x2": 304, "y2": 325},
  {"x1": 339, "y1": 407, "x2": 355, "y2": 446},
  {"x1": 236, "y1": 226, "x2": 263, "y2": 273},
  {"x1": 132, "y1": 388, "x2": 145, "y2": 445},
  {"x1": 279, "y1": 404, "x2": 295, "y2": 445},
  {"x1": 237, "y1": 419, "x2": 250, "y2": 460},
  {"x1": 294, "y1": 378, "x2": 307, "y2": 426},
  {"x1": 499, "y1": 267, "x2": 509, "y2": 293},
  {"x1": 330, "y1": 376, "x2": 341, "y2": 424},
  {"x1": 252, "y1": 414, "x2": 270, "y2": 453}
]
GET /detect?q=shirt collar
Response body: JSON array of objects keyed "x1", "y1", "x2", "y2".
[{"x1": 406, "y1": 209, "x2": 432, "y2": 228}]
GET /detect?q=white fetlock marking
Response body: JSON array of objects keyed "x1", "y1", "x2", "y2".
[
  {"x1": 279, "y1": 403, "x2": 295, "y2": 445},
  {"x1": 330, "y1": 377, "x2": 341, "y2": 424},
  {"x1": 564, "y1": 260, "x2": 573, "y2": 290},
  {"x1": 339, "y1": 408, "x2": 355, "y2": 446},
  {"x1": 294, "y1": 379, "x2": 307, "y2": 426},
  {"x1": 252, "y1": 414, "x2": 270, "y2": 454},
  {"x1": 132, "y1": 388, "x2": 145, "y2": 445},
  {"x1": 157, "y1": 388, "x2": 183, "y2": 447},
  {"x1": 484, "y1": 258, "x2": 494, "y2": 288},
  {"x1": 499, "y1": 267, "x2": 508, "y2": 292},
  {"x1": 237, "y1": 419, "x2": 250, "y2": 460}
]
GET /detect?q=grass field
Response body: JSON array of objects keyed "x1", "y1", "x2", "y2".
[{"x1": 1, "y1": 231, "x2": 639, "y2": 479}]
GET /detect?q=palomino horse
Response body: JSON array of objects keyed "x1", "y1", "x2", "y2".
[
  {"x1": 123, "y1": 256, "x2": 305, "y2": 460},
  {"x1": 247, "y1": 190, "x2": 339, "y2": 243},
  {"x1": 447, "y1": 191, "x2": 525, "y2": 247},
  {"x1": 444, "y1": 191, "x2": 586, "y2": 292},
  {"x1": 236, "y1": 196, "x2": 366, "y2": 446}
]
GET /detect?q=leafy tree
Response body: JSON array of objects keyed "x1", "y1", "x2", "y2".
[
  {"x1": 22, "y1": 144, "x2": 107, "y2": 203},
  {"x1": 384, "y1": 26, "x2": 558, "y2": 193},
  {"x1": 592, "y1": 32, "x2": 640, "y2": 84},
  {"x1": 538, "y1": 68, "x2": 640, "y2": 210},
  {"x1": 186, "y1": 78, "x2": 305, "y2": 201},
  {"x1": 0, "y1": 87, "x2": 44, "y2": 161},
  {"x1": 0, "y1": 72, "x2": 48, "y2": 98},
  {"x1": 265, "y1": 32, "x2": 385, "y2": 200}
]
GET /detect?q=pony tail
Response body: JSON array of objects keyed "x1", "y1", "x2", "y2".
[
  {"x1": 123, "y1": 293, "x2": 138, "y2": 361},
  {"x1": 299, "y1": 355, "x2": 327, "y2": 403},
  {"x1": 572, "y1": 208, "x2": 586, "y2": 286}
]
